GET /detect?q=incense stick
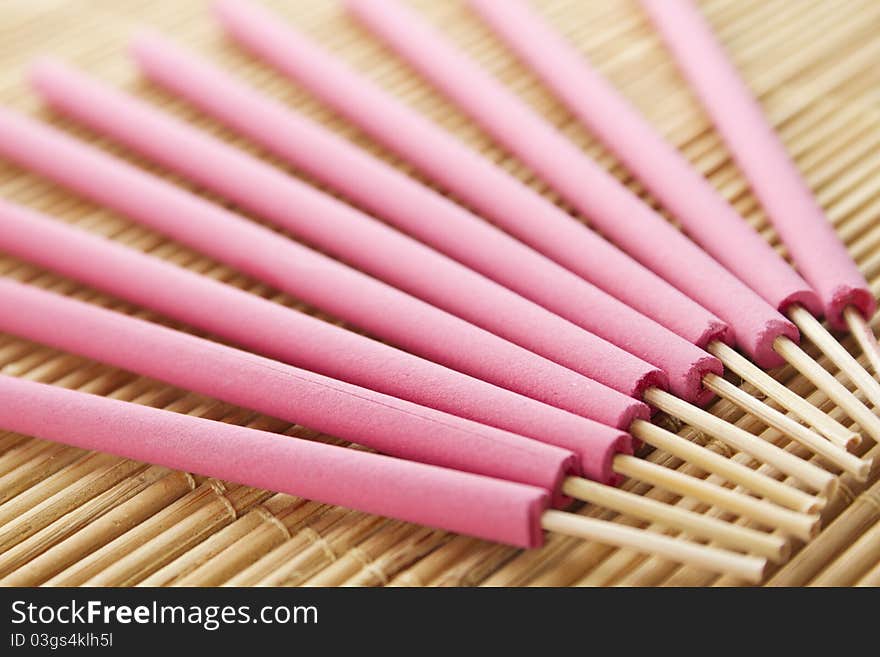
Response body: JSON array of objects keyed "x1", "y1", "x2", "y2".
[
  {"x1": 0, "y1": 211, "x2": 823, "y2": 524},
  {"x1": 0, "y1": 106, "x2": 652, "y2": 434},
  {"x1": 0, "y1": 278, "x2": 585, "y2": 503},
  {"x1": 0, "y1": 199, "x2": 637, "y2": 486},
  {"x1": 468, "y1": 0, "x2": 880, "y2": 442},
  {"x1": 124, "y1": 32, "x2": 862, "y2": 478},
  {"x1": 0, "y1": 375, "x2": 769, "y2": 582},
  {"x1": 540, "y1": 511, "x2": 765, "y2": 583},
  {"x1": 789, "y1": 305, "x2": 880, "y2": 411},
  {"x1": 701, "y1": 373, "x2": 865, "y2": 479},
  {"x1": 0, "y1": 0, "x2": 870, "y2": 587},
  {"x1": 642, "y1": 0, "x2": 880, "y2": 400},
  {"x1": 211, "y1": 0, "x2": 858, "y2": 450},
  {"x1": 0, "y1": 276, "x2": 825, "y2": 537},
  {"x1": 127, "y1": 30, "x2": 719, "y2": 408},
  {"x1": 561, "y1": 477, "x2": 788, "y2": 562},
  {"x1": 19, "y1": 60, "x2": 835, "y2": 496},
  {"x1": 341, "y1": 0, "x2": 879, "y2": 451}
]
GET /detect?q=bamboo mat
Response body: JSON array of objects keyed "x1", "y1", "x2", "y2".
[{"x1": 0, "y1": 0, "x2": 879, "y2": 587}]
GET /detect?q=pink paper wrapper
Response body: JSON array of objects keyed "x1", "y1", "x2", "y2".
[
  {"x1": 213, "y1": 0, "x2": 735, "y2": 379},
  {"x1": 0, "y1": 374, "x2": 550, "y2": 548},
  {"x1": 469, "y1": 0, "x2": 821, "y2": 322},
  {"x1": 29, "y1": 61, "x2": 668, "y2": 405},
  {"x1": 642, "y1": 0, "x2": 874, "y2": 329},
  {"x1": 0, "y1": 277, "x2": 583, "y2": 505},
  {"x1": 126, "y1": 30, "x2": 721, "y2": 406},
  {"x1": 0, "y1": 106, "x2": 649, "y2": 430},
  {"x1": 0, "y1": 198, "x2": 633, "y2": 483},
  {"x1": 345, "y1": 0, "x2": 801, "y2": 368}
]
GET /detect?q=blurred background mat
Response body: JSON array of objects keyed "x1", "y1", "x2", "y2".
[{"x1": 0, "y1": 0, "x2": 879, "y2": 586}]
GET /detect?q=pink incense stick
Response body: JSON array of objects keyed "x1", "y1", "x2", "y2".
[
  {"x1": 30, "y1": 63, "x2": 842, "y2": 478},
  {"x1": 126, "y1": 31, "x2": 722, "y2": 406},
  {"x1": 0, "y1": 373, "x2": 550, "y2": 547},
  {"x1": 0, "y1": 198, "x2": 633, "y2": 484},
  {"x1": 207, "y1": 0, "x2": 866, "y2": 451},
  {"x1": 468, "y1": 0, "x2": 822, "y2": 321},
  {"x1": 14, "y1": 269, "x2": 825, "y2": 541},
  {"x1": 641, "y1": 0, "x2": 874, "y2": 330},
  {"x1": 212, "y1": 0, "x2": 732, "y2": 356},
  {"x1": 0, "y1": 374, "x2": 777, "y2": 578},
  {"x1": 29, "y1": 61, "x2": 674, "y2": 406},
  {"x1": 6, "y1": 115, "x2": 837, "y2": 495},
  {"x1": 0, "y1": 277, "x2": 578, "y2": 505},
  {"x1": 343, "y1": 0, "x2": 800, "y2": 369},
  {"x1": 641, "y1": 0, "x2": 880, "y2": 413},
  {"x1": 0, "y1": 107, "x2": 651, "y2": 428},
  {"x1": 342, "y1": 0, "x2": 880, "y2": 455},
  {"x1": 2, "y1": 236, "x2": 825, "y2": 526},
  {"x1": 6, "y1": 207, "x2": 842, "y2": 509}
]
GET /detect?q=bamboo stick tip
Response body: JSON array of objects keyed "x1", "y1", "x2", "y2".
[
  {"x1": 854, "y1": 457, "x2": 873, "y2": 482},
  {"x1": 745, "y1": 558, "x2": 770, "y2": 585},
  {"x1": 773, "y1": 539, "x2": 793, "y2": 565},
  {"x1": 844, "y1": 307, "x2": 880, "y2": 376},
  {"x1": 799, "y1": 494, "x2": 825, "y2": 515},
  {"x1": 820, "y1": 475, "x2": 839, "y2": 500},
  {"x1": 804, "y1": 514, "x2": 822, "y2": 541}
]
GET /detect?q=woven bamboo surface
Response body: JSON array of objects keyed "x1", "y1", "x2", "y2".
[{"x1": 0, "y1": 0, "x2": 879, "y2": 587}]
